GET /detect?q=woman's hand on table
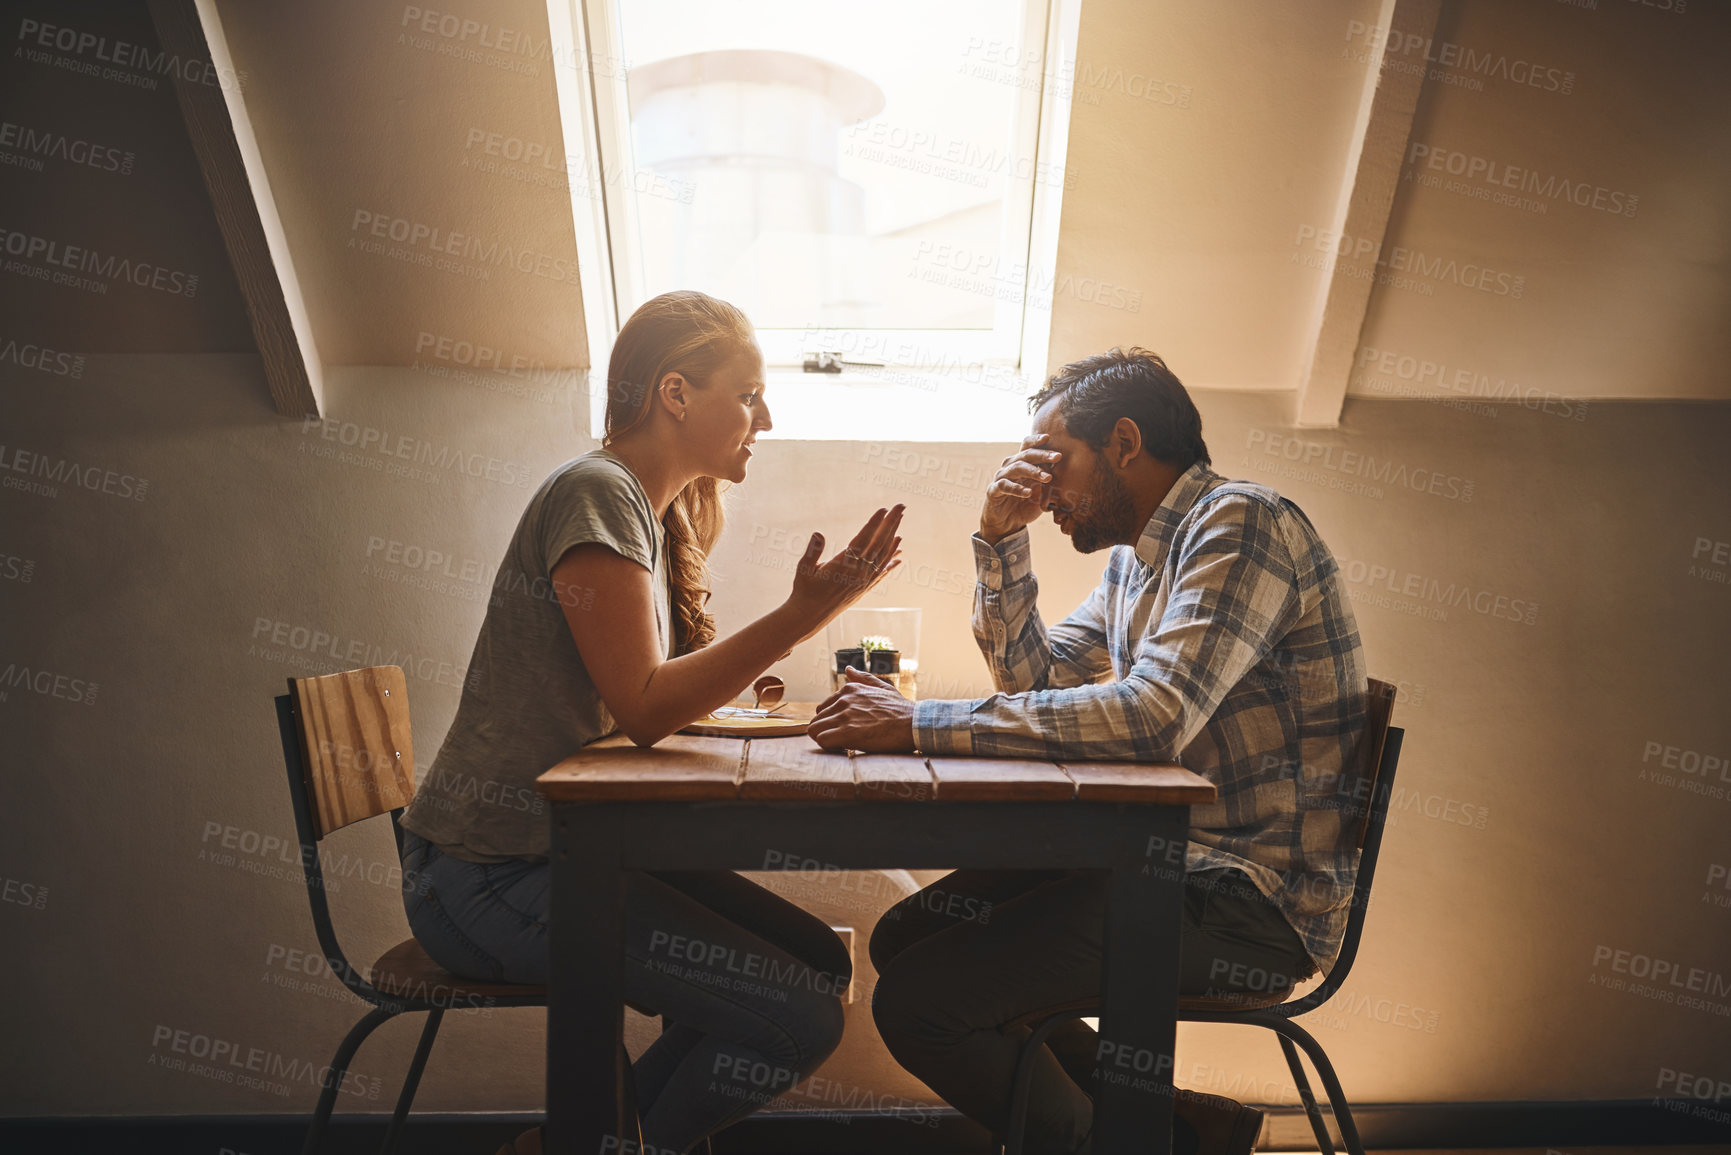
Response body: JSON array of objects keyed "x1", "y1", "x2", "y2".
[{"x1": 809, "y1": 666, "x2": 917, "y2": 752}]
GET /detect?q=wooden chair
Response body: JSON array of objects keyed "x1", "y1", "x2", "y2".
[
  {"x1": 1002, "y1": 677, "x2": 1406, "y2": 1155},
  {"x1": 273, "y1": 666, "x2": 550, "y2": 1155}
]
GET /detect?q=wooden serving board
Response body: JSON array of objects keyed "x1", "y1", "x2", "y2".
[{"x1": 679, "y1": 704, "x2": 815, "y2": 739}]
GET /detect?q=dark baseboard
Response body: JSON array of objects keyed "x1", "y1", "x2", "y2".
[
  {"x1": 2, "y1": 1099, "x2": 1727, "y2": 1153},
  {"x1": 1258, "y1": 1098, "x2": 1730, "y2": 1148}
]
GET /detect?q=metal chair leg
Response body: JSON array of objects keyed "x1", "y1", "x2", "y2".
[
  {"x1": 622, "y1": 1040, "x2": 643, "y2": 1150},
  {"x1": 378, "y1": 1008, "x2": 443, "y2": 1155},
  {"x1": 1276, "y1": 1032, "x2": 1336, "y2": 1155},
  {"x1": 654, "y1": 1018, "x2": 713, "y2": 1155},
  {"x1": 301, "y1": 1004, "x2": 399, "y2": 1155},
  {"x1": 1005, "y1": 1011, "x2": 1082, "y2": 1155},
  {"x1": 1272, "y1": 1019, "x2": 1365, "y2": 1155}
]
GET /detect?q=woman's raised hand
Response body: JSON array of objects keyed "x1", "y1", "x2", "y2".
[{"x1": 787, "y1": 505, "x2": 905, "y2": 634}]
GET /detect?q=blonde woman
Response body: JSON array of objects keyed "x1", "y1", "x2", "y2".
[{"x1": 399, "y1": 291, "x2": 903, "y2": 1154}]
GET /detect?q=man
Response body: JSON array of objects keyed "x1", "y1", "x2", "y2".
[{"x1": 811, "y1": 348, "x2": 1368, "y2": 1155}]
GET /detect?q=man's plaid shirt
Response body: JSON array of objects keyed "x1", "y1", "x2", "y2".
[{"x1": 912, "y1": 463, "x2": 1369, "y2": 975}]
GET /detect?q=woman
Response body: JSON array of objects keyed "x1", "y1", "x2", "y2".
[{"x1": 398, "y1": 290, "x2": 904, "y2": 1154}]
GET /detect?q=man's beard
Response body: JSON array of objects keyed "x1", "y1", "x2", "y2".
[{"x1": 1067, "y1": 459, "x2": 1141, "y2": 553}]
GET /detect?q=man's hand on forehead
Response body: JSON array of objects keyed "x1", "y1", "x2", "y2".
[
  {"x1": 1019, "y1": 431, "x2": 1063, "y2": 463},
  {"x1": 980, "y1": 433, "x2": 1065, "y2": 543}
]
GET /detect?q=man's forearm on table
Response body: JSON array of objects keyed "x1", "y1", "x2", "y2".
[{"x1": 913, "y1": 679, "x2": 1188, "y2": 762}]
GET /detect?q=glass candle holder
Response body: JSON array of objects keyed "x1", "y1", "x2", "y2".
[{"x1": 826, "y1": 606, "x2": 922, "y2": 699}]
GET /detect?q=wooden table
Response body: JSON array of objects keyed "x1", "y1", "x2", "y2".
[{"x1": 536, "y1": 732, "x2": 1216, "y2": 1155}]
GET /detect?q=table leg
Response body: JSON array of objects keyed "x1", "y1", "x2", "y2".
[
  {"x1": 545, "y1": 805, "x2": 629, "y2": 1155},
  {"x1": 1093, "y1": 805, "x2": 1190, "y2": 1155}
]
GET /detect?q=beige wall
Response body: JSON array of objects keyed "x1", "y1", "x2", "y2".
[
  {"x1": 6, "y1": 352, "x2": 1728, "y2": 1114},
  {"x1": 4, "y1": 0, "x2": 1730, "y2": 1124}
]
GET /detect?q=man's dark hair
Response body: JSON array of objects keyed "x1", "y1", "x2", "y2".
[{"x1": 1028, "y1": 347, "x2": 1210, "y2": 469}]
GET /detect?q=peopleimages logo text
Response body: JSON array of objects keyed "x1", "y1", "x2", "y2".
[
  {"x1": 1245, "y1": 431, "x2": 1474, "y2": 502},
  {"x1": 0, "y1": 120, "x2": 135, "y2": 174},
  {"x1": 1406, "y1": 143, "x2": 1637, "y2": 218},
  {"x1": 1293, "y1": 226, "x2": 1524, "y2": 298},
  {"x1": 0, "y1": 227, "x2": 198, "y2": 296},
  {"x1": 349, "y1": 210, "x2": 580, "y2": 286},
  {"x1": 16, "y1": 18, "x2": 248, "y2": 90},
  {"x1": 1345, "y1": 21, "x2": 1575, "y2": 94},
  {"x1": 0, "y1": 444, "x2": 149, "y2": 500}
]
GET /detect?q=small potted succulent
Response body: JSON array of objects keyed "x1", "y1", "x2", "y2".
[
  {"x1": 834, "y1": 635, "x2": 900, "y2": 676},
  {"x1": 861, "y1": 634, "x2": 901, "y2": 676},
  {"x1": 826, "y1": 608, "x2": 921, "y2": 698}
]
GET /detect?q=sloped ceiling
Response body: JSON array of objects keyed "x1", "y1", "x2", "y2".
[
  {"x1": 1053, "y1": 0, "x2": 1731, "y2": 400},
  {"x1": 8, "y1": 0, "x2": 1727, "y2": 402},
  {"x1": 0, "y1": 0, "x2": 254, "y2": 353},
  {"x1": 1358, "y1": 0, "x2": 1731, "y2": 401},
  {"x1": 212, "y1": 0, "x2": 588, "y2": 369}
]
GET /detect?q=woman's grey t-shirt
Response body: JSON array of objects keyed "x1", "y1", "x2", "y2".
[{"x1": 400, "y1": 449, "x2": 672, "y2": 863}]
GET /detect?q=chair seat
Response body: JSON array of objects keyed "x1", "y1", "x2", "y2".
[
  {"x1": 368, "y1": 938, "x2": 658, "y2": 1017},
  {"x1": 368, "y1": 938, "x2": 547, "y2": 1001}
]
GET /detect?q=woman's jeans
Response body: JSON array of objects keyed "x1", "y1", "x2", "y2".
[
  {"x1": 869, "y1": 867, "x2": 1319, "y2": 1155},
  {"x1": 400, "y1": 830, "x2": 851, "y2": 1154}
]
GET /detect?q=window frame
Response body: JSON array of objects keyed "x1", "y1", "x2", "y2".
[{"x1": 545, "y1": 0, "x2": 1081, "y2": 441}]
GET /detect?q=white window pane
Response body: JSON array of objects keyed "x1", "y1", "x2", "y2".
[{"x1": 614, "y1": 0, "x2": 1033, "y2": 333}]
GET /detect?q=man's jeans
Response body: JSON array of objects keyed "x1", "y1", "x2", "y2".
[
  {"x1": 400, "y1": 831, "x2": 852, "y2": 1154},
  {"x1": 870, "y1": 867, "x2": 1318, "y2": 1155}
]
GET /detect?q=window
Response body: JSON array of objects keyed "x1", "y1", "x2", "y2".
[{"x1": 548, "y1": 0, "x2": 1080, "y2": 439}]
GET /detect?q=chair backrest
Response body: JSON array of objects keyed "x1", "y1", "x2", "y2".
[
  {"x1": 1352, "y1": 678, "x2": 1397, "y2": 848},
  {"x1": 272, "y1": 665, "x2": 415, "y2": 1005},
  {"x1": 286, "y1": 665, "x2": 416, "y2": 840},
  {"x1": 1279, "y1": 675, "x2": 1404, "y2": 1017}
]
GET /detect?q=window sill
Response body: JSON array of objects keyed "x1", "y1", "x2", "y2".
[{"x1": 753, "y1": 366, "x2": 1037, "y2": 442}]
